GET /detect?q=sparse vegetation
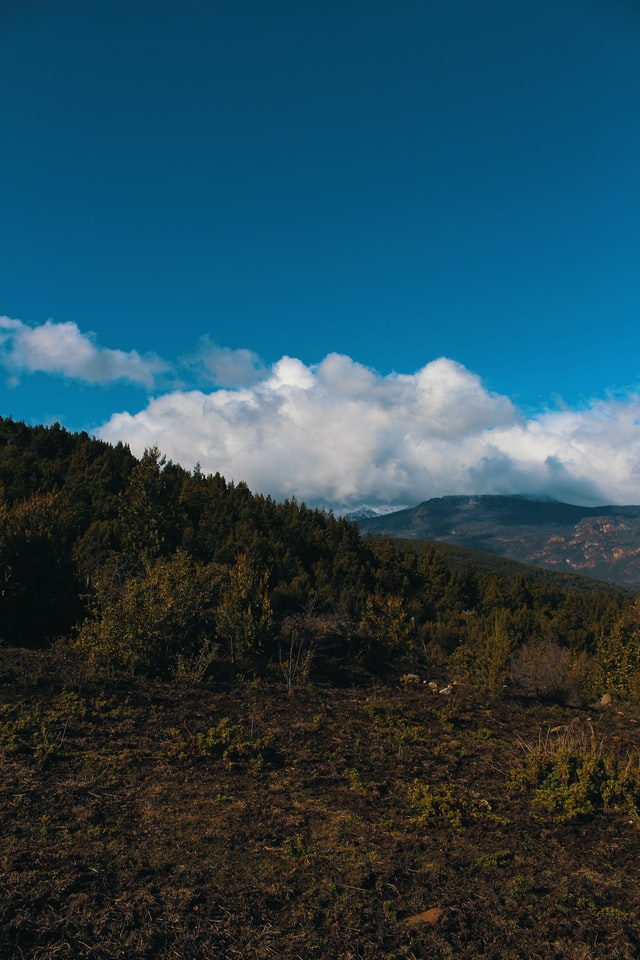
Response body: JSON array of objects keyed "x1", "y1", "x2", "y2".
[
  {"x1": 508, "y1": 717, "x2": 640, "y2": 822},
  {"x1": 1, "y1": 648, "x2": 640, "y2": 959}
]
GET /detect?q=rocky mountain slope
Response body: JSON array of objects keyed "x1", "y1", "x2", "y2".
[{"x1": 356, "y1": 495, "x2": 640, "y2": 589}]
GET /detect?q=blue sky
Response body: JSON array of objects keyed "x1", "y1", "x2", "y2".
[{"x1": 1, "y1": 0, "x2": 639, "y2": 510}]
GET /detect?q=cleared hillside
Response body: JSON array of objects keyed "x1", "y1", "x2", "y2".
[{"x1": 1, "y1": 647, "x2": 640, "y2": 960}]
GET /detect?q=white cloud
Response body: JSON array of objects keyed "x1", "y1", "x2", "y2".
[
  {"x1": 97, "y1": 351, "x2": 640, "y2": 510},
  {"x1": 189, "y1": 337, "x2": 266, "y2": 388},
  {"x1": 7, "y1": 317, "x2": 630, "y2": 511},
  {"x1": 0, "y1": 317, "x2": 166, "y2": 388}
]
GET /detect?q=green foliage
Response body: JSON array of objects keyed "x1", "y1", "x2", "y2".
[
  {"x1": 359, "y1": 589, "x2": 415, "y2": 655},
  {"x1": 0, "y1": 491, "x2": 83, "y2": 646},
  {"x1": 215, "y1": 552, "x2": 273, "y2": 663},
  {"x1": 0, "y1": 691, "x2": 87, "y2": 766},
  {"x1": 164, "y1": 716, "x2": 276, "y2": 770},
  {"x1": 0, "y1": 416, "x2": 631, "y2": 692},
  {"x1": 593, "y1": 598, "x2": 640, "y2": 700},
  {"x1": 76, "y1": 550, "x2": 222, "y2": 677},
  {"x1": 508, "y1": 718, "x2": 640, "y2": 821},
  {"x1": 475, "y1": 850, "x2": 514, "y2": 870},
  {"x1": 407, "y1": 780, "x2": 494, "y2": 830},
  {"x1": 172, "y1": 637, "x2": 220, "y2": 685},
  {"x1": 450, "y1": 608, "x2": 514, "y2": 696},
  {"x1": 407, "y1": 781, "x2": 462, "y2": 828},
  {"x1": 284, "y1": 832, "x2": 315, "y2": 861},
  {"x1": 116, "y1": 446, "x2": 176, "y2": 574}
]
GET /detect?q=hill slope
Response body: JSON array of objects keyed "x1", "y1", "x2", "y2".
[
  {"x1": 357, "y1": 495, "x2": 640, "y2": 589},
  {"x1": 2, "y1": 647, "x2": 640, "y2": 960}
]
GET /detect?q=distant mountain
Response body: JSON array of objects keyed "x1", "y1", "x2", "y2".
[
  {"x1": 356, "y1": 495, "x2": 640, "y2": 589},
  {"x1": 346, "y1": 505, "x2": 407, "y2": 522}
]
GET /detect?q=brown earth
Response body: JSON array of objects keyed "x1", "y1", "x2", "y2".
[{"x1": 1, "y1": 648, "x2": 640, "y2": 959}]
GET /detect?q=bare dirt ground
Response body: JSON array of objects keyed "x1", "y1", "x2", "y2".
[{"x1": 1, "y1": 648, "x2": 640, "y2": 959}]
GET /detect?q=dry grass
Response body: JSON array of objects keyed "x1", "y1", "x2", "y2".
[{"x1": 1, "y1": 648, "x2": 640, "y2": 958}]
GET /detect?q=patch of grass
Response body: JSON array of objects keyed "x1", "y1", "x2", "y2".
[
  {"x1": 407, "y1": 780, "x2": 495, "y2": 830},
  {"x1": 0, "y1": 701, "x2": 72, "y2": 766},
  {"x1": 473, "y1": 726, "x2": 497, "y2": 741},
  {"x1": 344, "y1": 766, "x2": 368, "y2": 792},
  {"x1": 505, "y1": 873, "x2": 529, "y2": 900},
  {"x1": 475, "y1": 850, "x2": 514, "y2": 870},
  {"x1": 361, "y1": 699, "x2": 424, "y2": 759},
  {"x1": 284, "y1": 832, "x2": 315, "y2": 862},
  {"x1": 163, "y1": 716, "x2": 278, "y2": 770}
]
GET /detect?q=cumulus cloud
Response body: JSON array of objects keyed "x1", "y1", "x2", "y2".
[
  {"x1": 187, "y1": 336, "x2": 266, "y2": 388},
  {"x1": 96, "y1": 351, "x2": 640, "y2": 511},
  {"x1": 0, "y1": 317, "x2": 167, "y2": 388}
]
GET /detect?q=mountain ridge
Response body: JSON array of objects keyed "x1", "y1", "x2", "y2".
[{"x1": 356, "y1": 494, "x2": 640, "y2": 589}]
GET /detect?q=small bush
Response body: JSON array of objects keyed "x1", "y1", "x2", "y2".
[
  {"x1": 0, "y1": 696, "x2": 79, "y2": 767},
  {"x1": 508, "y1": 718, "x2": 640, "y2": 821},
  {"x1": 475, "y1": 850, "x2": 513, "y2": 870},
  {"x1": 75, "y1": 551, "x2": 221, "y2": 677},
  {"x1": 407, "y1": 780, "x2": 495, "y2": 830},
  {"x1": 510, "y1": 638, "x2": 590, "y2": 704},
  {"x1": 450, "y1": 608, "x2": 513, "y2": 697},
  {"x1": 163, "y1": 717, "x2": 277, "y2": 770}
]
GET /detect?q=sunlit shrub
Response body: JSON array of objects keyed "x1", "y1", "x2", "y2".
[
  {"x1": 75, "y1": 550, "x2": 222, "y2": 677},
  {"x1": 449, "y1": 608, "x2": 513, "y2": 697},
  {"x1": 593, "y1": 599, "x2": 640, "y2": 701},
  {"x1": 510, "y1": 637, "x2": 591, "y2": 704},
  {"x1": 508, "y1": 718, "x2": 640, "y2": 821}
]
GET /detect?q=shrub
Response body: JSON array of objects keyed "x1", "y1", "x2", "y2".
[
  {"x1": 508, "y1": 718, "x2": 640, "y2": 821},
  {"x1": 450, "y1": 608, "x2": 513, "y2": 697},
  {"x1": 407, "y1": 780, "x2": 495, "y2": 830},
  {"x1": 510, "y1": 637, "x2": 590, "y2": 704},
  {"x1": 164, "y1": 717, "x2": 276, "y2": 770},
  {"x1": 593, "y1": 599, "x2": 640, "y2": 701},
  {"x1": 214, "y1": 552, "x2": 273, "y2": 664},
  {"x1": 76, "y1": 550, "x2": 222, "y2": 677}
]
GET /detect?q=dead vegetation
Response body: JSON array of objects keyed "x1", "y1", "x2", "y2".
[{"x1": 1, "y1": 648, "x2": 640, "y2": 959}]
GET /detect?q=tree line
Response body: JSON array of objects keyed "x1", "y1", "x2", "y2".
[{"x1": 0, "y1": 417, "x2": 637, "y2": 699}]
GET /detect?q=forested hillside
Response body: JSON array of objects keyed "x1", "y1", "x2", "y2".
[
  {"x1": 1, "y1": 416, "x2": 638, "y2": 701},
  {"x1": 356, "y1": 495, "x2": 640, "y2": 588}
]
